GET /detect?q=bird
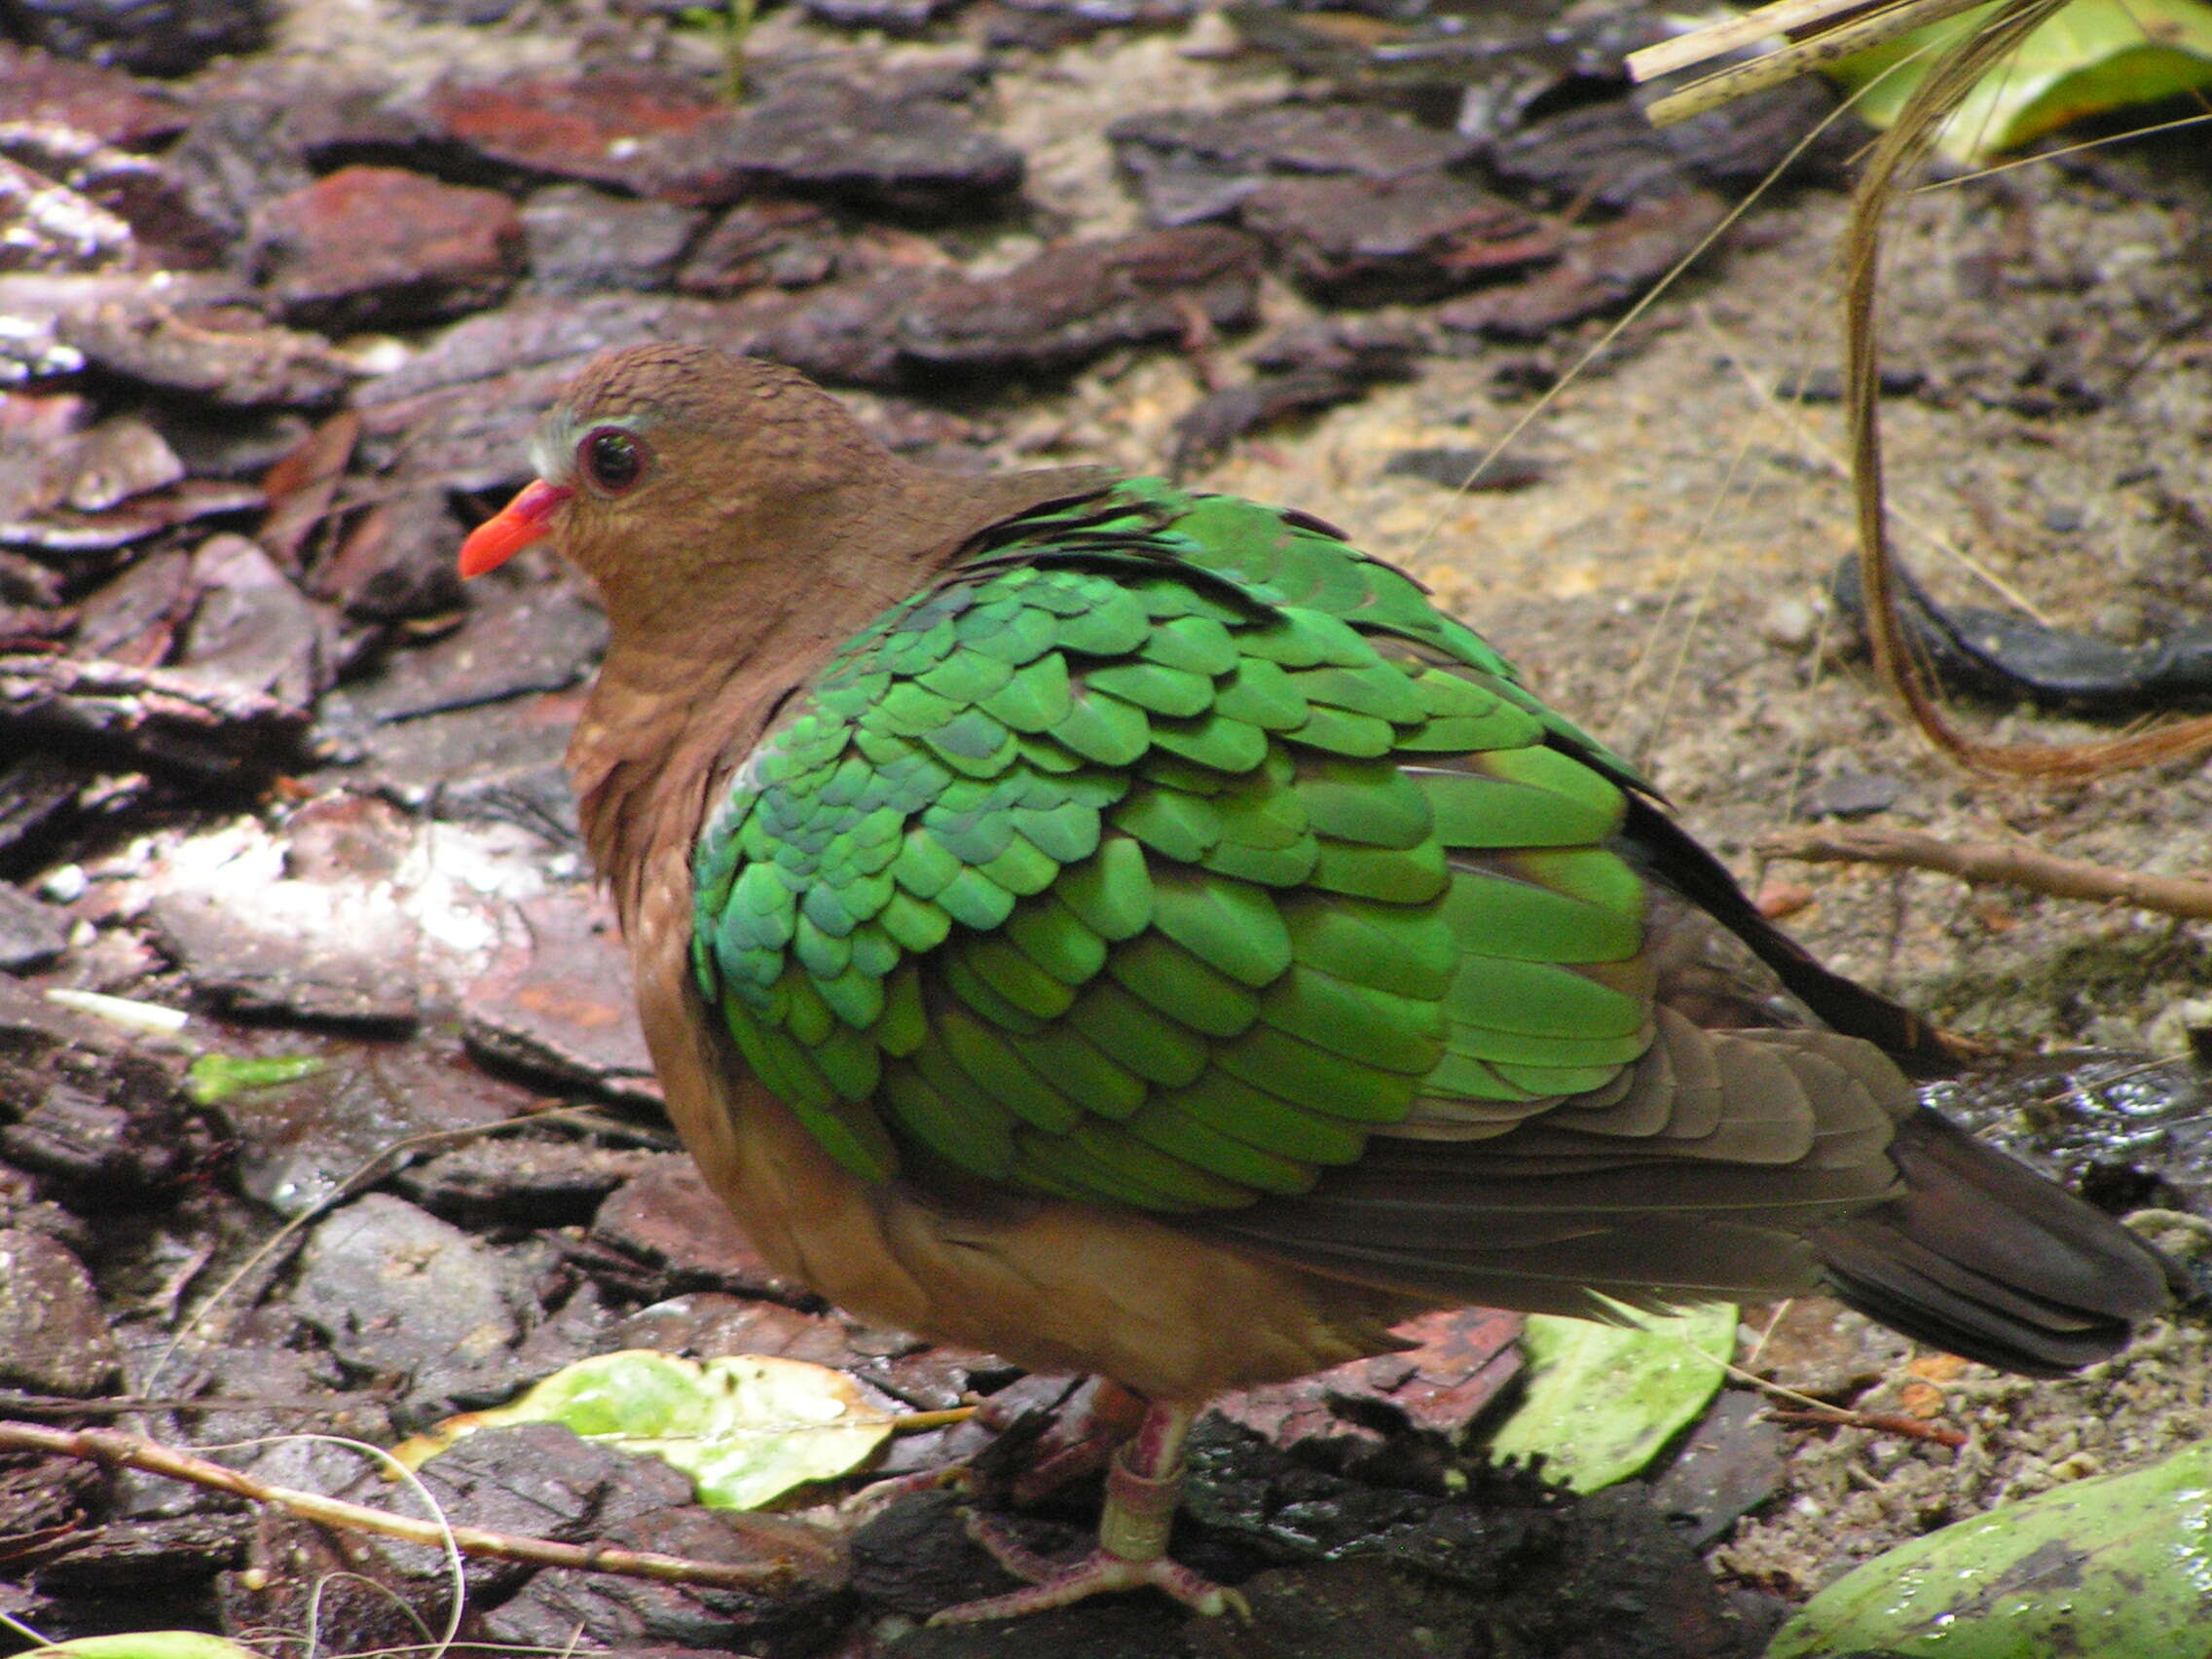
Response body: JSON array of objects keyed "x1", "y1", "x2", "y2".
[{"x1": 457, "y1": 343, "x2": 2176, "y2": 1624}]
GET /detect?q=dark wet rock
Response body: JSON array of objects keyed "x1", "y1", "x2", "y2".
[
  {"x1": 617, "y1": 1291, "x2": 862, "y2": 1368},
  {"x1": 1647, "y1": 1388, "x2": 1786, "y2": 1549},
  {"x1": 802, "y1": 0, "x2": 963, "y2": 34},
  {"x1": 0, "y1": 752, "x2": 82, "y2": 861},
  {"x1": 0, "y1": 1449, "x2": 102, "y2": 1573},
  {"x1": 252, "y1": 165, "x2": 524, "y2": 332},
  {"x1": 0, "y1": 45, "x2": 193, "y2": 145},
  {"x1": 207, "y1": 1028, "x2": 535, "y2": 1214},
  {"x1": 1109, "y1": 100, "x2": 1478, "y2": 228},
  {"x1": 52, "y1": 414, "x2": 184, "y2": 512},
  {"x1": 713, "y1": 59, "x2": 1023, "y2": 220},
  {"x1": 521, "y1": 184, "x2": 704, "y2": 297},
  {"x1": 338, "y1": 570, "x2": 605, "y2": 724},
  {"x1": 292, "y1": 1192, "x2": 525, "y2": 1381},
  {"x1": 0, "y1": 1227, "x2": 122, "y2": 1394},
  {"x1": 306, "y1": 484, "x2": 467, "y2": 621},
  {"x1": 461, "y1": 884, "x2": 656, "y2": 1100},
  {"x1": 172, "y1": 535, "x2": 335, "y2": 706},
  {"x1": 3, "y1": 127, "x2": 229, "y2": 270},
  {"x1": 0, "y1": 651, "x2": 313, "y2": 781},
  {"x1": 1493, "y1": 77, "x2": 1840, "y2": 210},
  {"x1": 152, "y1": 403, "x2": 312, "y2": 481},
  {"x1": 1797, "y1": 766, "x2": 1905, "y2": 821},
  {"x1": 1240, "y1": 169, "x2": 1553, "y2": 303},
  {"x1": 4, "y1": 0, "x2": 272, "y2": 78},
  {"x1": 0, "y1": 1049, "x2": 203, "y2": 1191},
  {"x1": 675, "y1": 199, "x2": 843, "y2": 297},
  {"x1": 481, "y1": 1500, "x2": 848, "y2": 1656},
  {"x1": 979, "y1": 0, "x2": 1198, "y2": 50},
  {"x1": 368, "y1": 1420, "x2": 698, "y2": 1600},
  {"x1": 1436, "y1": 191, "x2": 1728, "y2": 342},
  {"x1": 161, "y1": 96, "x2": 314, "y2": 264},
  {"x1": 0, "y1": 882, "x2": 67, "y2": 967},
  {"x1": 147, "y1": 875, "x2": 420, "y2": 1026},
  {"x1": 73, "y1": 547, "x2": 193, "y2": 667},
  {"x1": 0, "y1": 474, "x2": 261, "y2": 553},
  {"x1": 851, "y1": 1488, "x2": 1046, "y2": 1625},
  {"x1": 1382, "y1": 445, "x2": 1550, "y2": 491},
  {"x1": 757, "y1": 225, "x2": 1262, "y2": 387},
  {"x1": 1218, "y1": 1306, "x2": 1522, "y2": 1456},
  {"x1": 1170, "y1": 318, "x2": 1421, "y2": 473},
  {"x1": 426, "y1": 57, "x2": 1022, "y2": 219},
  {"x1": 420, "y1": 66, "x2": 756, "y2": 205},
  {"x1": 0, "y1": 155, "x2": 131, "y2": 273},
  {"x1": 394, "y1": 1136, "x2": 662, "y2": 1226},
  {"x1": 593, "y1": 1157, "x2": 816, "y2": 1306},
  {"x1": 28, "y1": 1513, "x2": 250, "y2": 1590},
  {"x1": 41, "y1": 278, "x2": 355, "y2": 405},
  {"x1": 332, "y1": 687, "x2": 581, "y2": 837}
]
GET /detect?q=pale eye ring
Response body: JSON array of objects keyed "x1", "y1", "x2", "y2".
[{"x1": 578, "y1": 426, "x2": 647, "y2": 495}]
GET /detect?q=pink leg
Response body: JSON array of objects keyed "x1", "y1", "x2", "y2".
[{"x1": 929, "y1": 1400, "x2": 1250, "y2": 1624}]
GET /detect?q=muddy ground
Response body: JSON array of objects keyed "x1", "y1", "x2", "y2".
[{"x1": 2, "y1": 0, "x2": 2211, "y2": 1654}]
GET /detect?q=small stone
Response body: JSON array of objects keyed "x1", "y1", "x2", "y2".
[
  {"x1": 1239, "y1": 169, "x2": 1554, "y2": 303},
  {"x1": 593, "y1": 1158, "x2": 814, "y2": 1305},
  {"x1": 292, "y1": 1193, "x2": 523, "y2": 1380},
  {"x1": 0, "y1": 1228, "x2": 122, "y2": 1395},
  {"x1": 253, "y1": 165, "x2": 524, "y2": 332},
  {"x1": 0, "y1": 881, "x2": 68, "y2": 968},
  {"x1": 0, "y1": 156, "x2": 133, "y2": 273},
  {"x1": 675, "y1": 198, "x2": 842, "y2": 297},
  {"x1": 0, "y1": 45, "x2": 193, "y2": 145},
  {"x1": 1756, "y1": 595, "x2": 1818, "y2": 651},
  {"x1": 5, "y1": 0, "x2": 273, "y2": 78}
]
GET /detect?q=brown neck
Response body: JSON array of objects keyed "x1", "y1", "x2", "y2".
[{"x1": 569, "y1": 461, "x2": 1111, "y2": 932}]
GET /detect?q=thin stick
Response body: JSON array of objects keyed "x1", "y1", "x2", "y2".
[
  {"x1": 1767, "y1": 1406, "x2": 1969, "y2": 1448},
  {"x1": 0, "y1": 1421, "x2": 794, "y2": 1592},
  {"x1": 1629, "y1": 0, "x2": 1898, "y2": 83},
  {"x1": 1757, "y1": 825, "x2": 2212, "y2": 921}
]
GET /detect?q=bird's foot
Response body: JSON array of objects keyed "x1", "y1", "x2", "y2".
[
  {"x1": 931, "y1": 1404, "x2": 1248, "y2": 1624},
  {"x1": 929, "y1": 1511, "x2": 1249, "y2": 1624},
  {"x1": 833, "y1": 1463, "x2": 972, "y2": 1530}
]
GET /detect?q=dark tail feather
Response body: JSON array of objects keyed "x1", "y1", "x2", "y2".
[{"x1": 1812, "y1": 1108, "x2": 2181, "y2": 1377}]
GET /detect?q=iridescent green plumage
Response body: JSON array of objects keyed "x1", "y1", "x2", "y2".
[{"x1": 691, "y1": 477, "x2": 1655, "y2": 1212}]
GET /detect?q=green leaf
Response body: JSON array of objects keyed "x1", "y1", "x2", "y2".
[
  {"x1": 393, "y1": 1350, "x2": 896, "y2": 1510},
  {"x1": 185, "y1": 1052, "x2": 327, "y2": 1105},
  {"x1": 1765, "y1": 1440, "x2": 2212, "y2": 1657},
  {"x1": 1830, "y1": 0, "x2": 2212, "y2": 164},
  {"x1": 1484, "y1": 1300, "x2": 1735, "y2": 1493},
  {"x1": 21, "y1": 1638, "x2": 267, "y2": 1659}
]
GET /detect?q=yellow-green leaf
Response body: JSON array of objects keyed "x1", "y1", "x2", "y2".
[
  {"x1": 1766, "y1": 1440, "x2": 2212, "y2": 1657},
  {"x1": 185, "y1": 1052, "x2": 326, "y2": 1104},
  {"x1": 1483, "y1": 1300, "x2": 1735, "y2": 1493},
  {"x1": 20, "y1": 1638, "x2": 266, "y2": 1659},
  {"x1": 1830, "y1": 0, "x2": 2212, "y2": 164},
  {"x1": 393, "y1": 1349, "x2": 896, "y2": 1509}
]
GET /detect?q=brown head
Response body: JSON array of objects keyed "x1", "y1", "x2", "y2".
[{"x1": 458, "y1": 345, "x2": 921, "y2": 653}]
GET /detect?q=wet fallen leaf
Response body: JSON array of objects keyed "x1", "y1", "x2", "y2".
[
  {"x1": 21, "y1": 1637, "x2": 265, "y2": 1659},
  {"x1": 1832, "y1": 0, "x2": 2212, "y2": 163},
  {"x1": 1766, "y1": 1440, "x2": 2212, "y2": 1657},
  {"x1": 394, "y1": 1348, "x2": 898, "y2": 1509},
  {"x1": 184, "y1": 1051, "x2": 328, "y2": 1104},
  {"x1": 1483, "y1": 1300, "x2": 1735, "y2": 1493}
]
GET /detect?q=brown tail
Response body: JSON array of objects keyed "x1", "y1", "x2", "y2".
[{"x1": 1812, "y1": 1108, "x2": 2181, "y2": 1377}]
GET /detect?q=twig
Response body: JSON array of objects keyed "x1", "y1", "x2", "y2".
[
  {"x1": 1757, "y1": 825, "x2": 2212, "y2": 921},
  {"x1": 1766, "y1": 1405, "x2": 1970, "y2": 1448},
  {"x1": 0, "y1": 1421, "x2": 794, "y2": 1592}
]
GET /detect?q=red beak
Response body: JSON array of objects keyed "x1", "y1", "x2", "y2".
[{"x1": 459, "y1": 478, "x2": 573, "y2": 577}]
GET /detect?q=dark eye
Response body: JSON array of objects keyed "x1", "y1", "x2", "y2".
[{"x1": 579, "y1": 427, "x2": 646, "y2": 495}]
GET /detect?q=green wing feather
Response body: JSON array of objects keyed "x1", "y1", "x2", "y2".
[{"x1": 692, "y1": 477, "x2": 1651, "y2": 1211}]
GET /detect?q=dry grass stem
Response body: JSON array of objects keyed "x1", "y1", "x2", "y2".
[{"x1": 1758, "y1": 824, "x2": 2212, "y2": 920}]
